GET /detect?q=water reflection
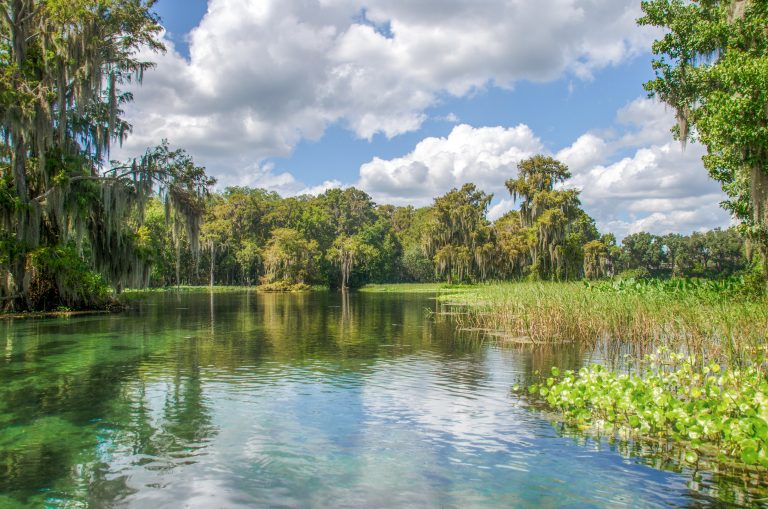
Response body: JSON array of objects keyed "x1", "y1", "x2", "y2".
[{"x1": 0, "y1": 291, "x2": 764, "y2": 508}]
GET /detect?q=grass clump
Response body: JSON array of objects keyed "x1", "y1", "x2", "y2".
[
  {"x1": 359, "y1": 283, "x2": 476, "y2": 293},
  {"x1": 528, "y1": 348, "x2": 768, "y2": 469},
  {"x1": 441, "y1": 280, "x2": 768, "y2": 361}
]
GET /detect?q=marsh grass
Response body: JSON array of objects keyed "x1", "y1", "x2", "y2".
[
  {"x1": 441, "y1": 281, "x2": 768, "y2": 363},
  {"x1": 360, "y1": 283, "x2": 476, "y2": 293}
]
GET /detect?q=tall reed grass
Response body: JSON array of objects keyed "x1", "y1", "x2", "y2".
[{"x1": 441, "y1": 281, "x2": 768, "y2": 363}]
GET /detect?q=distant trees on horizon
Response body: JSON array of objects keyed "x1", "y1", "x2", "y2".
[{"x1": 143, "y1": 155, "x2": 750, "y2": 290}]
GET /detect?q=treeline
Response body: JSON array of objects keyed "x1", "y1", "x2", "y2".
[{"x1": 146, "y1": 156, "x2": 749, "y2": 289}]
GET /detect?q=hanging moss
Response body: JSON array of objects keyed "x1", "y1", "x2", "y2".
[{"x1": 0, "y1": 2, "x2": 214, "y2": 311}]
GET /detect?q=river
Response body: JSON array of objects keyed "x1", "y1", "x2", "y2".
[{"x1": 0, "y1": 291, "x2": 760, "y2": 508}]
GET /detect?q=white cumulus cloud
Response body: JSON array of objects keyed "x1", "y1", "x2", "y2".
[
  {"x1": 358, "y1": 124, "x2": 543, "y2": 205},
  {"x1": 114, "y1": 0, "x2": 656, "y2": 183},
  {"x1": 357, "y1": 98, "x2": 733, "y2": 237}
]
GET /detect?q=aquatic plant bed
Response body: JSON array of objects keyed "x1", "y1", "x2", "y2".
[
  {"x1": 440, "y1": 281, "x2": 768, "y2": 361},
  {"x1": 527, "y1": 349, "x2": 768, "y2": 470}
]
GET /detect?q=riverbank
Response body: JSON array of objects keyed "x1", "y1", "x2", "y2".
[
  {"x1": 0, "y1": 309, "x2": 114, "y2": 320},
  {"x1": 359, "y1": 283, "x2": 475, "y2": 293},
  {"x1": 123, "y1": 284, "x2": 327, "y2": 298}
]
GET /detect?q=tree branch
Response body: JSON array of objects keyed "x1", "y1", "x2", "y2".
[{"x1": 32, "y1": 164, "x2": 181, "y2": 204}]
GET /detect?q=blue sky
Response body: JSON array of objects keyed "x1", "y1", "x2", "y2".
[{"x1": 118, "y1": 0, "x2": 732, "y2": 238}]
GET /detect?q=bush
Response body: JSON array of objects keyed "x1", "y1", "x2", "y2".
[
  {"x1": 258, "y1": 280, "x2": 311, "y2": 292},
  {"x1": 27, "y1": 245, "x2": 113, "y2": 310},
  {"x1": 616, "y1": 267, "x2": 652, "y2": 280}
]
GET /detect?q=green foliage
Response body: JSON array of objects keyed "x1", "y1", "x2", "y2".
[
  {"x1": 27, "y1": 245, "x2": 112, "y2": 310},
  {"x1": 621, "y1": 232, "x2": 665, "y2": 273},
  {"x1": 262, "y1": 228, "x2": 320, "y2": 286},
  {"x1": 639, "y1": 0, "x2": 768, "y2": 256},
  {"x1": 529, "y1": 348, "x2": 768, "y2": 469},
  {"x1": 258, "y1": 281, "x2": 312, "y2": 292},
  {"x1": 584, "y1": 275, "x2": 762, "y2": 301},
  {"x1": 0, "y1": 1, "x2": 214, "y2": 310},
  {"x1": 327, "y1": 234, "x2": 377, "y2": 288},
  {"x1": 504, "y1": 156, "x2": 596, "y2": 280},
  {"x1": 142, "y1": 180, "x2": 752, "y2": 294},
  {"x1": 583, "y1": 239, "x2": 615, "y2": 279},
  {"x1": 423, "y1": 183, "x2": 494, "y2": 283},
  {"x1": 617, "y1": 228, "x2": 748, "y2": 278}
]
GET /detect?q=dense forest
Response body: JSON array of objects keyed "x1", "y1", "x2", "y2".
[{"x1": 142, "y1": 157, "x2": 749, "y2": 292}]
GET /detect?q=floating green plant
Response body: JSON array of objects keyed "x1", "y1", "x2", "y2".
[{"x1": 527, "y1": 348, "x2": 768, "y2": 469}]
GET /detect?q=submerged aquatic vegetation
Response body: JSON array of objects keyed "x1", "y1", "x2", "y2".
[{"x1": 527, "y1": 349, "x2": 768, "y2": 469}]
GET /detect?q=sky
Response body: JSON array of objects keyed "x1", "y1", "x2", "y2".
[{"x1": 112, "y1": 0, "x2": 733, "y2": 239}]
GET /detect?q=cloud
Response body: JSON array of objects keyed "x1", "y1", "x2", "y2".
[
  {"x1": 614, "y1": 96, "x2": 680, "y2": 148},
  {"x1": 111, "y1": 1, "x2": 730, "y2": 237},
  {"x1": 227, "y1": 161, "x2": 342, "y2": 197},
  {"x1": 565, "y1": 99, "x2": 732, "y2": 236},
  {"x1": 570, "y1": 141, "x2": 731, "y2": 237},
  {"x1": 358, "y1": 124, "x2": 543, "y2": 205},
  {"x1": 356, "y1": 98, "x2": 733, "y2": 237},
  {"x1": 555, "y1": 133, "x2": 609, "y2": 174},
  {"x1": 115, "y1": 0, "x2": 656, "y2": 181},
  {"x1": 488, "y1": 199, "x2": 516, "y2": 221}
]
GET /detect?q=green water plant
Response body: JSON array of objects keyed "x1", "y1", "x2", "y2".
[
  {"x1": 528, "y1": 348, "x2": 768, "y2": 468},
  {"x1": 442, "y1": 282, "x2": 768, "y2": 362}
]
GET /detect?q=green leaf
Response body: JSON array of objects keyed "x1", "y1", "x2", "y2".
[{"x1": 741, "y1": 447, "x2": 758, "y2": 465}]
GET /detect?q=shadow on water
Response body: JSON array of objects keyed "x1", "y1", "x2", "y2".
[{"x1": 0, "y1": 290, "x2": 764, "y2": 508}]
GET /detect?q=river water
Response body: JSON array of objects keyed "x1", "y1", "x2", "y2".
[{"x1": 0, "y1": 291, "x2": 762, "y2": 508}]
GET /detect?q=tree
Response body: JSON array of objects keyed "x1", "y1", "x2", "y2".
[
  {"x1": 620, "y1": 232, "x2": 665, "y2": 273},
  {"x1": 583, "y1": 239, "x2": 614, "y2": 280},
  {"x1": 706, "y1": 227, "x2": 746, "y2": 274},
  {"x1": 639, "y1": 0, "x2": 768, "y2": 256},
  {"x1": 393, "y1": 206, "x2": 435, "y2": 282},
  {"x1": 234, "y1": 240, "x2": 261, "y2": 286},
  {"x1": 505, "y1": 155, "x2": 582, "y2": 280},
  {"x1": 422, "y1": 183, "x2": 494, "y2": 284},
  {"x1": 262, "y1": 228, "x2": 319, "y2": 286},
  {"x1": 494, "y1": 210, "x2": 532, "y2": 279},
  {"x1": 356, "y1": 207, "x2": 403, "y2": 284},
  {"x1": 0, "y1": 1, "x2": 213, "y2": 309},
  {"x1": 563, "y1": 210, "x2": 600, "y2": 279},
  {"x1": 660, "y1": 233, "x2": 686, "y2": 275},
  {"x1": 319, "y1": 187, "x2": 376, "y2": 238},
  {"x1": 327, "y1": 234, "x2": 376, "y2": 289}
]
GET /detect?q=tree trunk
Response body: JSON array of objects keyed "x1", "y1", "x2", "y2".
[
  {"x1": 209, "y1": 244, "x2": 215, "y2": 287},
  {"x1": 7, "y1": 137, "x2": 29, "y2": 310}
]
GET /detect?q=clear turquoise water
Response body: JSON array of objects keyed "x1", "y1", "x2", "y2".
[{"x1": 0, "y1": 291, "x2": 763, "y2": 508}]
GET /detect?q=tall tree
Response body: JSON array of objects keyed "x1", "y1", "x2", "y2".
[
  {"x1": 494, "y1": 210, "x2": 532, "y2": 279},
  {"x1": 327, "y1": 234, "x2": 375, "y2": 289},
  {"x1": 638, "y1": 0, "x2": 768, "y2": 258},
  {"x1": 422, "y1": 183, "x2": 494, "y2": 284},
  {"x1": 262, "y1": 228, "x2": 319, "y2": 286},
  {"x1": 505, "y1": 155, "x2": 581, "y2": 280},
  {"x1": 660, "y1": 233, "x2": 686, "y2": 275},
  {"x1": 0, "y1": 1, "x2": 213, "y2": 309},
  {"x1": 583, "y1": 239, "x2": 614, "y2": 280}
]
